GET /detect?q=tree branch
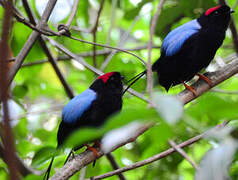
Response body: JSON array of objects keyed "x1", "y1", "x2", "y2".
[
  {"x1": 91, "y1": 0, "x2": 105, "y2": 68},
  {"x1": 168, "y1": 140, "x2": 199, "y2": 170},
  {"x1": 88, "y1": 121, "x2": 229, "y2": 180},
  {"x1": 7, "y1": 0, "x2": 58, "y2": 88},
  {"x1": 50, "y1": 123, "x2": 152, "y2": 180},
  {"x1": 147, "y1": 0, "x2": 166, "y2": 103},
  {"x1": 176, "y1": 58, "x2": 238, "y2": 105},
  {"x1": 105, "y1": 153, "x2": 127, "y2": 180},
  {"x1": 21, "y1": 0, "x2": 74, "y2": 99},
  {"x1": 0, "y1": 143, "x2": 43, "y2": 176}
]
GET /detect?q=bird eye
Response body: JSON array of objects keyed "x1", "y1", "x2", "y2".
[{"x1": 214, "y1": 11, "x2": 218, "y2": 14}]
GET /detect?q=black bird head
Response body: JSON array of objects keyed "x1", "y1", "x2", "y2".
[
  {"x1": 198, "y1": 5, "x2": 234, "y2": 31},
  {"x1": 90, "y1": 72, "x2": 124, "y2": 95}
]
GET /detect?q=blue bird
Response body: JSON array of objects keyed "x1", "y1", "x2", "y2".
[
  {"x1": 124, "y1": 5, "x2": 234, "y2": 95},
  {"x1": 44, "y1": 72, "x2": 124, "y2": 179}
]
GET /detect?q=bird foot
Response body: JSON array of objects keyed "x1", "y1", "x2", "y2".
[
  {"x1": 196, "y1": 73, "x2": 212, "y2": 86},
  {"x1": 182, "y1": 82, "x2": 196, "y2": 96},
  {"x1": 86, "y1": 144, "x2": 99, "y2": 157},
  {"x1": 93, "y1": 141, "x2": 101, "y2": 148}
]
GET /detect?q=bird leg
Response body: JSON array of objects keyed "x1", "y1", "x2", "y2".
[
  {"x1": 196, "y1": 73, "x2": 212, "y2": 86},
  {"x1": 64, "y1": 149, "x2": 75, "y2": 165},
  {"x1": 93, "y1": 141, "x2": 101, "y2": 148},
  {"x1": 181, "y1": 81, "x2": 196, "y2": 96},
  {"x1": 86, "y1": 144, "x2": 99, "y2": 157}
]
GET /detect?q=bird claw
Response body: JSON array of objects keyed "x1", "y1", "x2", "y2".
[
  {"x1": 196, "y1": 73, "x2": 212, "y2": 86},
  {"x1": 182, "y1": 82, "x2": 196, "y2": 96},
  {"x1": 86, "y1": 144, "x2": 99, "y2": 157}
]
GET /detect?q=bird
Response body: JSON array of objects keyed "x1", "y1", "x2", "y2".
[
  {"x1": 44, "y1": 72, "x2": 124, "y2": 179},
  {"x1": 124, "y1": 5, "x2": 234, "y2": 95}
]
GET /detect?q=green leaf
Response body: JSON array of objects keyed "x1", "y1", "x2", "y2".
[
  {"x1": 31, "y1": 146, "x2": 58, "y2": 168},
  {"x1": 12, "y1": 84, "x2": 28, "y2": 98}
]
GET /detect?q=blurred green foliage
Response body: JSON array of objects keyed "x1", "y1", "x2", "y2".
[{"x1": 1, "y1": 0, "x2": 238, "y2": 179}]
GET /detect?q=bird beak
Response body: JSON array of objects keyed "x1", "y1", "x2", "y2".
[{"x1": 230, "y1": 9, "x2": 235, "y2": 14}]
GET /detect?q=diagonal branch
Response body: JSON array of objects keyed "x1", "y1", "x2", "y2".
[
  {"x1": 88, "y1": 121, "x2": 229, "y2": 180},
  {"x1": 176, "y1": 58, "x2": 238, "y2": 104},
  {"x1": 7, "y1": 0, "x2": 58, "y2": 88},
  {"x1": 91, "y1": 0, "x2": 105, "y2": 68},
  {"x1": 50, "y1": 123, "x2": 152, "y2": 180},
  {"x1": 105, "y1": 153, "x2": 127, "y2": 180},
  {"x1": 168, "y1": 140, "x2": 199, "y2": 170},
  {"x1": 147, "y1": 0, "x2": 166, "y2": 104},
  {"x1": 21, "y1": 0, "x2": 74, "y2": 99}
]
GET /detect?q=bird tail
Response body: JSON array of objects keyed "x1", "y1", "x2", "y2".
[
  {"x1": 122, "y1": 70, "x2": 147, "y2": 95},
  {"x1": 43, "y1": 156, "x2": 55, "y2": 180}
]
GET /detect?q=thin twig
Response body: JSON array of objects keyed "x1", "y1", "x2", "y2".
[
  {"x1": 7, "y1": 0, "x2": 58, "y2": 88},
  {"x1": 69, "y1": 36, "x2": 147, "y2": 66},
  {"x1": 168, "y1": 140, "x2": 199, "y2": 170},
  {"x1": 0, "y1": 0, "x2": 19, "y2": 179},
  {"x1": 106, "y1": 153, "x2": 127, "y2": 180},
  {"x1": 88, "y1": 121, "x2": 229, "y2": 180},
  {"x1": 46, "y1": 37, "x2": 149, "y2": 103},
  {"x1": 22, "y1": 0, "x2": 74, "y2": 99},
  {"x1": 1, "y1": 2, "x2": 54, "y2": 35},
  {"x1": 91, "y1": 0, "x2": 105, "y2": 68},
  {"x1": 50, "y1": 123, "x2": 153, "y2": 180},
  {"x1": 147, "y1": 0, "x2": 166, "y2": 103}
]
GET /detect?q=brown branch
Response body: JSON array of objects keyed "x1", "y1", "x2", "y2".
[
  {"x1": 50, "y1": 123, "x2": 152, "y2": 180},
  {"x1": 176, "y1": 58, "x2": 238, "y2": 105},
  {"x1": 7, "y1": 0, "x2": 58, "y2": 88},
  {"x1": 0, "y1": 0, "x2": 19, "y2": 179},
  {"x1": 22, "y1": 0, "x2": 74, "y2": 99},
  {"x1": 89, "y1": 121, "x2": 229, "y2": 180},
  {"x1": 147, "y1": 0, "x2": 166, "y2": 103},
  {"x1": 0, "y1": 143, "x2": 43, "y2": 176},
  {"x1": 106, "y1": 153, "x2": 127, "y2": 180},
  {"x1": 168, "y1": 140, "x2": 199, "y2": 170},
  {"x1": 91, "y1": 0, "x2": 105, "y2": 68},
  {"x1": 10, "y1": 45, "x2": 158, "y2": 68},
  {"x1": 0, "y1": 2, "x2": 55, "y2": 35}
]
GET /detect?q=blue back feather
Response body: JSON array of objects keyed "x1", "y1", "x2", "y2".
[
  {"x1": 162, "y1": 19, "x2": 201, "y2": 57},
  {"x1": 62, "y1": 89, "x2": 97, "y2": 123}
]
